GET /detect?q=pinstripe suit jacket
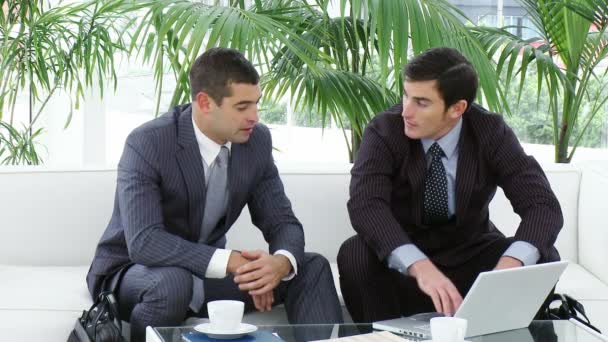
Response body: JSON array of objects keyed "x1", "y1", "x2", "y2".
[
  {"x1": 348, "y1": 103, "x2": 562, "y2": 267},
  {"x1": 86, "y1": 104, "x2": 304, "y2": 297}
]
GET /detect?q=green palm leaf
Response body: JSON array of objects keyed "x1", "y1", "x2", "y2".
[
  {"x1": 325, "y1": 0, "x2": 507, "y2": 112},
  {"x1": 0, "y1": 0, "x2": 137, "y2": 164},
  {"x1": 131, "y1": 0, "x2": 324, "y2": 114}
]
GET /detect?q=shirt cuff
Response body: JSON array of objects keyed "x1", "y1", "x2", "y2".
[
  {"x1": 502, "y1": 241, "x2": 540, "y2": 266},
  {"x1": 205, "y1": 249, "x2": 233, "y2": 278},
  {"x1": 387, "y1": 244, "x2": 428, "y2": 276},
  {"x1": 275, "y1": 250, "x2": 297, "y2": 281}
]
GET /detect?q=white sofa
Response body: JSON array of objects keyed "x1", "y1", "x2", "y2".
[{"x1": 1, "y1": 162, "x2": 607, "y2": 341}]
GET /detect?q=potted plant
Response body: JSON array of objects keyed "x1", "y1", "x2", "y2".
[{"x1": 473, "y1": 0, "x2": 608, "y2": 163}]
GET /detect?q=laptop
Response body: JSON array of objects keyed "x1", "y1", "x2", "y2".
[{"x1": 372, "y1": 261, "x2": 568, "y2": 339}]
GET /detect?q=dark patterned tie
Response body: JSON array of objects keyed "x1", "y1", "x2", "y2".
[{"x1": 424, "y1": 142, "x2": 449, "y2": 225}]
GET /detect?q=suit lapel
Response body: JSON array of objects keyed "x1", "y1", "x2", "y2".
[
  {"x1": 455, "y1": 118, "x2": 475, "y2": 225},
  {"x1": 175, "y1": 106, "x2": 206, "y2": 240},
  {"x1": 406, "y1": 139, "x2": 426, "y2": 225}
]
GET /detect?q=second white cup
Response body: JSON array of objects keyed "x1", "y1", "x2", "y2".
[
  {"x1": 430, "y1": 317, "x2": 467, "y2": 342},
  {"x1": 207, "y1": 300, "x2": 245, "y2": 332}
]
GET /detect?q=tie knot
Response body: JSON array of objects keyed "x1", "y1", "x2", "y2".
[
  {"x1": 215, "y1": 146, "x2": 230, "y2": 167},
  {"x1": 428, "y1": 142, "x2": 445, "y2": 159}
]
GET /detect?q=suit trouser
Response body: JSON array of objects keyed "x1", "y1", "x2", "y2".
[
  {"x1": 108, "y1": 252, "x2": 343, "y2": 342},
  {"x1": 337, "y1": 235, "x2": 554, "y2": 323}
]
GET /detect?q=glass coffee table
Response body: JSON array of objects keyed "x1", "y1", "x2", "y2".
[{"x1": 147, "y1": 320, "x2": 607, "y2": 342}]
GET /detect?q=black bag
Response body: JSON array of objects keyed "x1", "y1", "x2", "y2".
[
  {"x1": 545, "y1": 293, "x2": 601, "y2": 334},
  {"x1": 67, "y1": 291, "x2": 125, "y2": 342}
]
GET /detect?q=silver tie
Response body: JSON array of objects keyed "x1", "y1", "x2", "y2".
[
  {"x1": 190, "y1": 146, "x2": 230, "y2": 312},
  {"x1": 200, "y1": 146, "x2": 230, "y2": 242}
]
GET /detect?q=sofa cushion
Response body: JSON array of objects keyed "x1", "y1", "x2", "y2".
[
  {"x1": 0, "y1": 264, "x2": 346, "y2": 311},
  {"x1": 0, "y1": 310, "x2": 81, "y2": 341},
  {"x1": 556, "y1": 263, "x2": 608, "y2": 301},
  {"x1": 489, "y1": 165, "x2": 581, "y2": 263},
  {"x1": 0, "y1": 266, "x2": 90, "y2": 342},
  {"x1": 1, "y1": 261, "x2": 605, "y2": 338},
  {"x1": 3, "y1": 262, "x2": 603, "y2": 312},
  {"x1": 578, "y1": 165, "x2": 608, "y2": 286},
  {"x1": 0, "y1": 165, "x2": 583, "y2": 266},
  {"x1": 0, "y1": 170, "x2": 116, "y2": 266},
  {"x1": 0, "y1": 265, "x2": 92, "y2": 311}
]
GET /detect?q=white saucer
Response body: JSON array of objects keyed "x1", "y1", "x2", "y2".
[{"x1": 194, "y1": 323, "x2": 258, "y2": 339}]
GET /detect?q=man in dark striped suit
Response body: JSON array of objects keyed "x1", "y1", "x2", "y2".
[
  {"x1": 86, "y1": 48, "x2": 342, "y2": 342},
  {"x1": 338, "y1": 47, "x2": 562, "y2": 323}
]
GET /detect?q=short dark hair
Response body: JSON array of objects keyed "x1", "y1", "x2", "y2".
[
  {"x1": 402, "y1": 47, "x2": 478, "y2": 110},
  {"x1": 189, "y1": 47, "x2": 260, "y2": 105}
]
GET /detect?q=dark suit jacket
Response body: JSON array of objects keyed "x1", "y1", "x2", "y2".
[
  {"x1": 86, "y1": 104, "x2": 304, "y2": 296},
  {"x1": 348, "y1": 103, "x2": 562, "y2": 267}
]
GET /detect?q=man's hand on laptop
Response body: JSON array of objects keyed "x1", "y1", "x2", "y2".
[
  {"x1": 409, "y1": 259, "x2": 463, "y2": 316},
  {"x1": 493, "y1": 256, "x2": 523, "y2": 270}
]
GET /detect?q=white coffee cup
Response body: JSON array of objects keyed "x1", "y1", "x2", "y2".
[
  {"x1": 207, "y1": 300, "x2": 245, "y2": 332},
  {"x1": 430, "y1": 317, "x2": 467, "y2": 342}
]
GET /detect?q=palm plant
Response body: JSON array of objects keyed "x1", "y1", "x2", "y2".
[
  {"x1": 0, "y1": 121, "x2": 43, "y2": 165},
  {"x1": 131, "y1": 0, "x2": 324, "y2": 116},
  {"x1": 266, "y1": 0, "x2": 509, "y2": 159},
  {"x1": 0, "y1": 0, "x2": 138, "y2": 165},
  {"x1": 473, "y1": 0, "x2": 608, "y2": 163},
  {"x1": 133, "y1": 0, "x2": 509, "y2": 161}
]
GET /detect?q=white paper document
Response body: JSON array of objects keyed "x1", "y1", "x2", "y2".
[{"x1": 312, "y1": 330, "x2": 415, "y2": 342}]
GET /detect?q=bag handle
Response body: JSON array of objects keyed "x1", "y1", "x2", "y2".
[
  {"x1": 103, "y1": 291, "x2": 122, "y2": 332},
  {"x1": 83, "y1": 291, "x2": 123, "y2": 340},
  {"x1": 552, "y1": 294, "x2": 602, "y2": 334}
]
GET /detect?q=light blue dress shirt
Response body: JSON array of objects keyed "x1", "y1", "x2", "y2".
[{"x1": 387, "y1": 118, "x2": 540, "y2": 274}]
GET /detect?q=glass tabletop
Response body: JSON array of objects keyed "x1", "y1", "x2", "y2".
[{"x1": 149, "y1": 320, "x2": 605, "y2": 342}]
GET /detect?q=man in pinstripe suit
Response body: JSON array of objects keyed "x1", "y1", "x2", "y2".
[
  {"x1": 86, "y1": 48, "x2": 342, "y2": 342},
  {"x1": 338, "y1": 47, "x2": 562, "y2": 323}
]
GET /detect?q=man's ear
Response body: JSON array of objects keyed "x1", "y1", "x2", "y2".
[
  {"x1": 194, "y1": 92, "x2": 213, "y2": 113},
  {"x1": 448, "y1": 99, "x2": 468, "y2": 119}
]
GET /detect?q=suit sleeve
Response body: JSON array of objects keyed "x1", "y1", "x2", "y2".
[
  {"x1": 490, "y1": 118, "x2": 563, "y2": 261},
  {"x1": 247, "y1": 127, "x2": 305, "y2": 265},
  {"x1": 118, "y1": 132, "x2": 217, "y2": 278},
  {"x1": 348, "y1": 122, "x2": 413, "y2": 260}
]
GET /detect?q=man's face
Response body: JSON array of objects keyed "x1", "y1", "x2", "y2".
[
  {"x1": 401, "y1": 80, "x2": 463, "y2": 140},
  {"x1": 203, "y1": 83, "x2": 261, "y2": 144}
]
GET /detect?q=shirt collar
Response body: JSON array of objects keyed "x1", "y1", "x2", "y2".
[
  {"x1": 421, "y1": 117, "x2": 462, "y2": 160},
  {"x1": 192, "y1": 115, "x2": 231, "y2": 165}
]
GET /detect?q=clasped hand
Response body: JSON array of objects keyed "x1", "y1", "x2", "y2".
[{"x1": 229, "y1": 250, "x2": 291, "y2": 312}]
